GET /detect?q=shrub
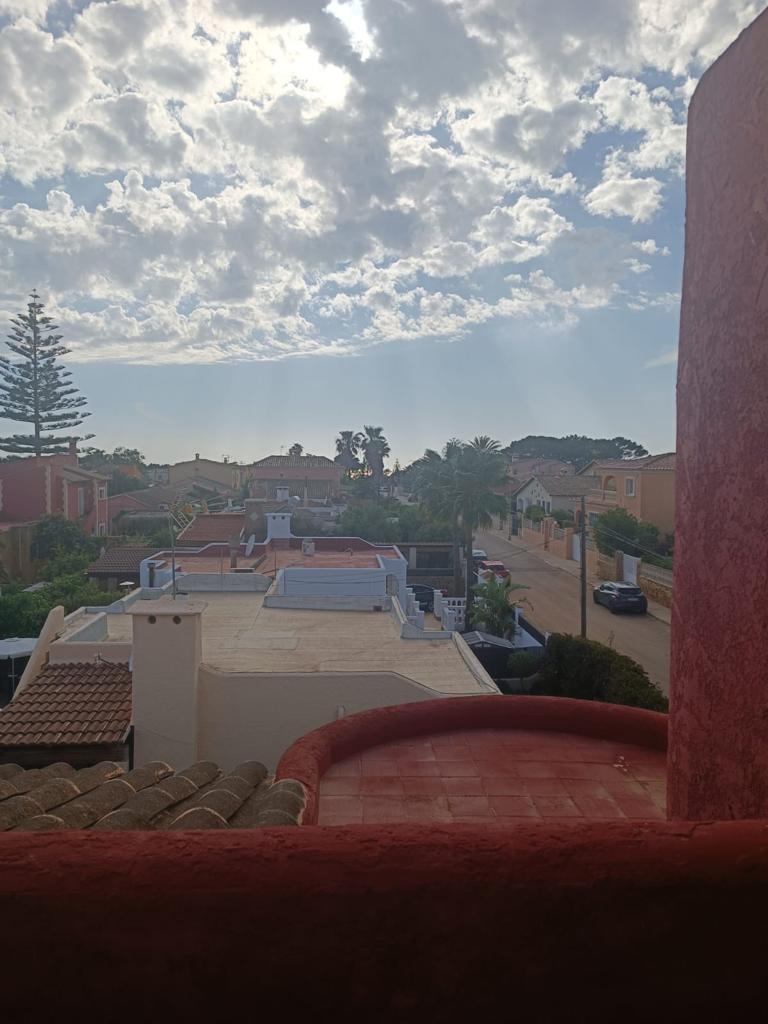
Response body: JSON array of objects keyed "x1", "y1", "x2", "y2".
[
  {"x1": 526, "y1": 505, "x2": 546, "y2": 523},
  {"x1": 532, "y1": 634, "x2": 668, "y2": 712},
  {"x1": 506, "y1": 651, "x2": 540, "y2": 678}
]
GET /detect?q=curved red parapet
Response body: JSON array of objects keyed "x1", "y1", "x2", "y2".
[{"x1": 276, "y1": 695, "x2": 668, "y2": 824}]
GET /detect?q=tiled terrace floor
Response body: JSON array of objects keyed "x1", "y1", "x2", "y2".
[{"x1": 318, "y1": 728, "x2": 667, "y2": 825}]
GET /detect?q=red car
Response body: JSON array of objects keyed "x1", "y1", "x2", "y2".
[{"x1": 476, "y1": 560, "x2": 510, "y2": 582}]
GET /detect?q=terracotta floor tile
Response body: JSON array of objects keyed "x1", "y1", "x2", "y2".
[
  {"x1": 442, "y1": 777, "x2": 485, "y2": 797},
  {"x1": 515, "y1": 762, "x2": 560, "y2": 778},
  {"x1": 318, "y1": 796, "x2": 363, "y2": 823},
  {"x1": 322, "y1": 814, "x2": 365, "y2": 826},
  {"x1": 397, "y1": 760, "x2": 440, "y2": 777},
  {"x1": 324, "y1": 759, "x2": 361, "y2": 778},
  {"x1": 450, "y1": 815, "x2": 498, "y2": 823},
  {"x1": 405, "y1": 797, "x2": 452, "y2": 822},
  {"x1": 360, "y1": 777, "x2": 404, "y2": 797},
  {"x1": 319, "y1": 777, "x2": 361, "y2": 796},
  {"x1": 361, "y1": 759, "x2": 400, "y2": 777},
  {"x1": 613, "y1": 799, "x2": 665, "y2": 820},
  {"x1": 431, "y1": 745, "x2": 472, "y2": 760},
  {"x1": 438, "y1": 760, "x2": 480, "y2": 777},
  {"x1": 489, "y1": 796, "x2": 539, "y2": 817},
  {"x1": 362, "y1": 797, "x2": 408, "y2": 823},
  {"x1": 572, "y1": 796, "x2": 625, "y2": 820},
  {"x1": 474, "y1": 760, "x2": 519, "y2": 778},
  {"x1": 561, "y1": 780, "x2": 612, "y2": 799},
  {"x1": 447, "y1": 796, "x2": 492, "y2": 816},
  {"x1": 483, "y1": 777, "x2": 530, "y2": 796},
  {"x1": 401, "y1": 776, "x2": 445, "y2": 797},
  {"x1": 532, "y1": 795, "x2": 581, "y2": 817},
  {"x1": 522, "y1": 778, "x2": 569, "y2": 796}
]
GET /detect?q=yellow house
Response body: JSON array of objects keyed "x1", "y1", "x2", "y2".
[
  {"x1": 579, "y1": 453, "x2": 676, "y2": 536},
  {"x1": 168, "y1": 454, "x2": 251, "y2": 490}
]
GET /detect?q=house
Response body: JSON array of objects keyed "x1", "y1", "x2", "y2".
[
  {"x1": 168, "y1": 454, "x2": 248, "y2": 490},
  {"x1": 0, "y1": 660, "x2": 132, "y2": 767},
  {"x1": 0, "y1": 447, "x2": 109, "y2": 536},
  {"x1": 506, "y1": 457, "x2": 574, "y2": 482},
  {"x1": 249, "y1": 454, "x2": 342, "y2": 501},
  {"x1": 514, "y1": 475, "x2": 601, "y2": 516},
  {"x1": 87, "y1": 546, "x2": 161, "y2": 589},
  {"x1": 579, "y1": 453, "x2": 676, "y2": 535},
  {"x1": 106, "y1": 478, "x2": 238, "y2": 533}
]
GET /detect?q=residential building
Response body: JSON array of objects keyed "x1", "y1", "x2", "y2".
[
  {"x1": 514, "y1": 474, "x2": 600, "y2": 515},
  {"x1": 506, "y1": 457, "x2": 574, "y2": 482},
  {"x1": 168, "y1": 454, "x2": 248, "y2": 490},
  {"x1": 249, "y1": 454, "x2": 342, "y2": 500},
  {"x1": 579, "y1": 453, "x2": 676, "y2": 534},
  {"x1": 0, "y1": 448, "x2": 109, "y2": 536},
  {"x1": 87, "y1": 546, "x2": 161, "y2": 589}
]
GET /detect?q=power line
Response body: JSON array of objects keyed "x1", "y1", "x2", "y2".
[{"x1": 590, "y1": 524, "x2": 673, "y2": 564}]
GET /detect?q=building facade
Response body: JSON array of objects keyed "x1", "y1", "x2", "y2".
[
  {"x1": 0, "y1": 451, "x2": 109, "y2": 536},
  {"x1": 249, "y1": 455, "x2": 342, "y2": 500},
  {"x1": 579, "y1": 454, "x2": 676, "y2": 535}
]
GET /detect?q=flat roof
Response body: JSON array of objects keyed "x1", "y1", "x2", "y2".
[
  {"x1": 69, "y1": 594, "x2": 488, "y2": 695},
  {"x1": 318, "y1": 728, "x2": 666, "y2": 825}
]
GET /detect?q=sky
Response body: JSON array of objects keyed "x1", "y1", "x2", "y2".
[{"x1": 0, "y1": 0, "x2": 763, "y2": 466}]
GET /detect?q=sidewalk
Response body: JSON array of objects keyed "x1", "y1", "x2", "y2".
[{"x1": 485, "y1": 524, "x2": 672, "y2": 627}]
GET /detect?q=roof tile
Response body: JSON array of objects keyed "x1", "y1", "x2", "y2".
[
  {"x1": 0, "y1": 665, "x2": 132, "y2": 751},
  {"x1": 87, "y1": 546, "x2": 159, "y2": 575},
  {"x1": 177, "y1": 513, "x2": 245, "y2": 544},
  {"x1": 252, "y1": 454, "x2": 337, "y2": 469}
]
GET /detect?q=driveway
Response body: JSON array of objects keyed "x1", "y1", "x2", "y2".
[{"x1": 474, "y1": 528, "x2": 671, "y2": 694}]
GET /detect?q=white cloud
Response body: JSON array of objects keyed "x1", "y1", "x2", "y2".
[
  {"x1": 0, "y1": 0, "x2": 760, "y2": 363},
  {"x1": 645, "y1": 347, "x2": 678, "y2": 367}
]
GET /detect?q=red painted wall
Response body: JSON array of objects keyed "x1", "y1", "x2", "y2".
[
  {"x1": 277, "y1": 696, "x2": 668, "y2": 824},
  {"x1": 669, "y1": 8, "x2": 768, "y2": 819},
  {"x1": 1, "y1": 823, "x2": 767, "y2": 1019},
  {"x1": 0, "y1": 459, "x2": 48, "y2": 520}
]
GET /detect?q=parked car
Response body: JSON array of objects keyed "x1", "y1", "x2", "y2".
[
  {"x1": 410, "y1": 584, "x2": 441, "y2": 612},
  {"x1": 472, "y1": 549, "x2": 488, "y2": 563},
  {"x1": 476, "y1": 560, "x2": 510, "y2": 582},
  {"x1": 593, "y1": 581, "x2": 648, "y2": 614}
]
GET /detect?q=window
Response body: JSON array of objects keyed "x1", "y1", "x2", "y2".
[
  {"x1": 98, "y1": 522, "x2": 107, "y2": 536},
  {"x1": 625, "y1": 478, "x2": 636, "y2": 497},
  {"x1": 588, "y1": 512, "x2": 600, "y2": 526},
  {"x1": 98, "y1": 486, "x2": 107, "y2": 500},
  {"x1": 77, "y1": 487, "x2": 85, "y2": 517}
]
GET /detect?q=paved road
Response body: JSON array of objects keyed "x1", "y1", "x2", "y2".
[{"x1": 475, "y1": 529, "x2": 671, "y2": 694}]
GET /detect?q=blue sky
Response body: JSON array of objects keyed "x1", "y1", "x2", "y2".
[{"x1": 0, "y1": 0, "x2": 762, "y2": 464}]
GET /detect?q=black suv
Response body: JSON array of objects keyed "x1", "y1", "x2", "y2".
[
  {"x1": 593, "y1": 581, "x2": 648, "y2": 614},
  {"x1": 410, "y1": 584, "x2": 438, "y2": 612}
]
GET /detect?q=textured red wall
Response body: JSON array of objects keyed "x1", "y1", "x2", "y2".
[
  {"x1": 670, "y1": 9, "x2": 768, "y2": 819},
  {"x1": 277, "y1": 695, "x2": 668, "y2": 824},
  {"x1": 0, "y1": 460, "x2": 48, "y2": 519},
  {"x1": 1, "y1": 823, "x2": 767, "y2": 1020}
]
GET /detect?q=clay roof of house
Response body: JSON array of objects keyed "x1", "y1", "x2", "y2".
[
  {"x1": 177, "y1": 513, "x2": 245, "y2": 544},
  {"x1": 579, "y1": 453, "x2": 676, "y2": 473},
  {"x1": 87, "y1": 546, "x2": 159, "y2": 575},
  {"x1": 253, "y1": 454, "x2": 338, "y2": 469},
  {"x1": 0, "y1": 759, "x2": 305, "y2": 831},
  {"x1": 0, "y1": 662, "x2": 132, "y2": 749},
  {"x1": 532, "y1": 475, "x2": 601, "y2": 497}
]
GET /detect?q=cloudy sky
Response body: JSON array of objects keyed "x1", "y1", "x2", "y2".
[{"x1": 0, "y1": 0, "x2": 762, "y2": 464}]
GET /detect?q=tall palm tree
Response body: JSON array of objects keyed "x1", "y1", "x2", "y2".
[
  {"x1": 334, "y1": 430, "x2": 363, "y2": 473},
  {"x1": 412, "y1": 446, "x2": 463, "y2": 594},
  {"x1": 469, "y1": 435, "x2": 502, "y2": 454},
  {"x1": 361, "y1": 425, "x2": 390, "y2": 499}
]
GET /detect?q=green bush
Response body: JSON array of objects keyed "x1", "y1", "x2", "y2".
[
  {"x1": 532, "y1": 634, "x2": 668, "y2": 712},
  {"x1": 526, "y1": 505, "x2": 547, "y2": 523},
  {"x1": 506, "y1": 651, "x2": 540, "y2": 678}
]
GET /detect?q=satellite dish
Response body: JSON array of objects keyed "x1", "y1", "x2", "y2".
[{"x1": 245, "y1": 534, "x2": 256, "y2": 556}]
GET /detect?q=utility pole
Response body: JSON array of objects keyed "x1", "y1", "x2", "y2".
[
  {"x1": 507, "y1": 485, "x2": 513, "y2": 540},
  {"x1": 170, "y1": 509, "x2": 177, "y2": 599},
  {"x1": 580, "y1": 495, "x2": 587, "y2": 638}
]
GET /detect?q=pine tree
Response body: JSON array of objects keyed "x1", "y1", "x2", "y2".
[{"x1": 0, "y1": 291, "x2": 91, "y2": 456}]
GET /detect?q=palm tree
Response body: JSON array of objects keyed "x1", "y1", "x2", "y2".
[
  {"x1": 412, "y1": 445, "x2": 462, "y2": 594},
  {"x1": 469, "y1": 435, "x2": 502, "y2": 454},
  {"x1": 469, "y1": 576, "x2": 528, "y2": 638},
  {"x1": 334, "y1": 430, "x2": 363, "y2": 473},
  {"x1": 361, "y1": 425, "x2": 390, "y2": 499}
]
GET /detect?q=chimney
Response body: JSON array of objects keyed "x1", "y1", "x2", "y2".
[
  {"x1": 195, "y1": 453, "x2": 200, "y2": 461},
  {"x1": 69, "y1": 439, "x2": 78, "y2": 456},
  {"x1": 130, "y1": 599, "x2": 206, "y2": 767}
]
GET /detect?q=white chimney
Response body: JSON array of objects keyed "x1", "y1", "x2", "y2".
[
  {"x1": 266, "y1": 512, "x2": 292, "y2": 541},
  {"x1": 130, "y1": 599, "x2": 206, "y2": 767}
]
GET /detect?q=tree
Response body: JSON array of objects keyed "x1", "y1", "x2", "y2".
[
  {"x1": 334, "y1": 430, "x2": 363, "y2": 473},
  {"x1": 288, "y1": 443, "x2": 304, "y2": 457},
  {"x1": 505, "y1": 435, "x2": 648, "y2": 470},
  {"x1": 361, "y1": 426, "x2": 390, "y2": 498},
  {"x1": 30, "y1": 516, "x2": 91, "y2": 561},
  {"x1": 0, "y1": 291, "x2": 91, "y2": 455},
  {"x1": 469, "y1": 576, "x2": 528, "y2": 638},
  {"x1": 593, "y1": 507, "x2": 660, "y2": 558}
]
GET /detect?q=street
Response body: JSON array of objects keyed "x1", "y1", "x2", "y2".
[{"x1": 475, "y1": 528, "x2": 671, "y2": 694}]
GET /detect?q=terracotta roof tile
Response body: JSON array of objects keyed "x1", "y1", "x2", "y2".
[
  {"x1": 176, "y1": 513, "x2": 245, "y2": 544},
  {"x1": 252, "y1": 454, "x2": 337, "y2": 469},
  {"x1": 87, "y1": 546, "x2": 159, "y2": 575},
  {"x1": 0, "y1": 663, "x2": 132, "y2": 750},
  {"x1": 0, "y1": 759, "x2": 306, "y2": 831}
]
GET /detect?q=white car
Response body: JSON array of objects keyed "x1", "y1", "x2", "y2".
[{"x1": 472, "y1": 549, "x2": 488, "y2": 562}]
